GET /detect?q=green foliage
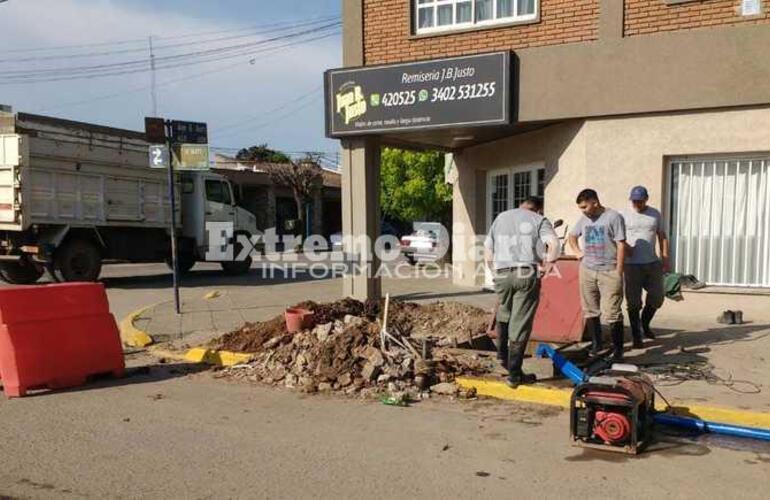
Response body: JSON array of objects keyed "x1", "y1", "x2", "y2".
[
  {"x1": 236, "y1": 144, "x2": 290, "y2": 163},
  {"x1": 380, "y1": 148, "x2": 452, "y2": 224}
]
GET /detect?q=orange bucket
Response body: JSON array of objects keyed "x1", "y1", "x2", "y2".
[{"x1": 284, "y1": 308, "x2": 314, "y2": 333}]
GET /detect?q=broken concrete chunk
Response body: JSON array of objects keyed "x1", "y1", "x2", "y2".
[
  {"x1": 430, "y1": 382, "x2": 459, "y2": 396},
  {"x1": 337, "y1": 373, "x2": 353, "y2": 387},
  {"x1": 362, "y1": 346, "x2": 384, "y2": 367},
  {"x1": 318, "y1": 382, "x2": 333, "y2": 392},
  {"x1": 362, "y1": 363, "x2": 381, "y2": 381},
  {"x1": 314, "y1": 323, "x2": 333, "y2": 342}
]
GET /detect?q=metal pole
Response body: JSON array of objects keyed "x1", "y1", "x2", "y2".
[
  {"x1": 149, "y1": 36, "x2": 158, "y2": 116},
  {"x1": 166, "y1": 121, "x2": 181, "y2": 315}
]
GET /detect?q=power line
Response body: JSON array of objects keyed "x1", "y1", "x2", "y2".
[
  {"x1": 0, "y1": 15, "x2": 340, "y2": 54},
  {"x1": 0, "y1": 22, "x2": 340, "y2": 80},
  {"x1": 0, "y1": 25, "x2": 340, "y2": 85},
  {"x1": 32, "y1": 30, "x2": 338, "y2": 113},
  {"x1": 0, "y1": 16, "x2": 340, "y2": 63}
]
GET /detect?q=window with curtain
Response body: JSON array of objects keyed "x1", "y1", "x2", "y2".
[
  {"x1": 415, "y1": 0, "x2": 538, "y2": 34},
  {"x1": 670, "y1": 157, "x2": 770, "y2": 287}
]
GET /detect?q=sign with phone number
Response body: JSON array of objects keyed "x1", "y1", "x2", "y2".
[{"x1": 325, "y1": 52, "x2": 511, "y2": 137}]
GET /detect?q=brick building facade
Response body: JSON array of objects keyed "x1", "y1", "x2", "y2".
[{"x1": 330, "y1": 0, "x2": 770, "y2": 299}]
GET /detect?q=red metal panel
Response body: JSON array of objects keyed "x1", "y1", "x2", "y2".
[{"x1": 531, "y1": 258, "x2": 585, "y2": 343}]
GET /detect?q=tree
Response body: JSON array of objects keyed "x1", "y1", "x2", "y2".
[
  {"x1": 236, "y1": 144, "x2": 290, "y2": 163},
  {"x1": 380, "y1": 148, "x2": 452, "y2": 225},
  {"x1": 264, "y1": 156, "x2": 323, "y2": 237}
]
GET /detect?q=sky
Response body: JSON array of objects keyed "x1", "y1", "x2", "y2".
[{"x1": 0, "y1": 0, "x2": 342, "y2": 156}]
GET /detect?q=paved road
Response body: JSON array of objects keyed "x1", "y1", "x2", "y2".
[
  {"x1": 1, "y1": 362, "x2": 769, "y2": 499},
  {"x1": 0, "y1": 264, "x2": 769, "y2": 498}
]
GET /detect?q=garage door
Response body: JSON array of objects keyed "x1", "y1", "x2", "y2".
[{"x1": 670, "y1": 157, "x2": 770, "y2": 287}]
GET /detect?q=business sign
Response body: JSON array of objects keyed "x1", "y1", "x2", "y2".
[
  {"x1": 325, "y1": 52, "x2": 511, "y2": 137},
  {"x1": 148, "y1": 144, "x2": 170, "y2": 169},
  {"x1": 170, "y1": 120, "x2": 208, "y2": 145},
  {"x1": 172, "y1": 144, "x2": 210, "y2": 170}
]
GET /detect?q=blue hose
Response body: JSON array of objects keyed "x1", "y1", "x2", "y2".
[
  {"x1": 653, "y1": 413, "x2": 770, "y2": 442},
  {"x1": 536, "y1": 343, "x2": 770, "y2": 443}
]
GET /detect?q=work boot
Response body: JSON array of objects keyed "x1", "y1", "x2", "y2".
[
  {"x1": 628, "y1": 308, "x2": 644, "y2": 349},
  {"x1": 496, "y1": 321, "x2": 509, "y2": 368},
  {"x1": 586, "y1": 317, "x2": 603, "y2": 356},
  {"x1": 641, "y1": 306, "x2": 657, "y2": 339},
  {"x1": 611, "y1": 321, "x2": 625, "y2": 362},
  {"x1": 506, "y1": 341, "x2": 537, "y2": 388}
]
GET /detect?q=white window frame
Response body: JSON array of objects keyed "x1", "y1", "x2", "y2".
[
  {"x1": 414, "y1": 0, "x2": 539, "y2": 36},
  {"x1": 485, "y1": 162, "x2": 545, "y2": 229}
]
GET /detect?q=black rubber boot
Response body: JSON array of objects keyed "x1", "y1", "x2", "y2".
[
  {"x1": 628, "y1": 308, "x2": 644, "y2": 349},
  {"x1": 611, "y1": 321, "x2": 625, "y2": 362},
  {"x1": 506, "y1": 341, "x2": 537, "y2": 388},
  {"x1": 586, "y1": 317, "x2": 603, "y2": 356},
  {"x1": 641, "y1": 306, "x2": 657, "y2": 339},
  {"x1": 496, "y1": 321, "x2": 509, "y2": 368}
]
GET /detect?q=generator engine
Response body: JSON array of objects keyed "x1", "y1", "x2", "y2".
[{"x1": 570, "y1": 367, "x2": 655, "y2": 454}]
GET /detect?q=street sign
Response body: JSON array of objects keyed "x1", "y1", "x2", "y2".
[
  {"x1": 173, "y1": 144, "x2": 210, "y2": 170},
  {"x1": 169, "y1": 120, "x2": 208, "y2": 145},
  {"x1": 325, "y1": 52, "x2": 511, "y2": 137},
  {"x1": 144, "y1": 117, "x2": 167, "y2": 143},
  {"x1": 148, "y1": 144, "x2": 170, "y2": 169}
]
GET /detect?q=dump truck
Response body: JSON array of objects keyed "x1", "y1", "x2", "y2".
[{"x1": 0, "y1": 110, "x2": 258, "y2": 284}]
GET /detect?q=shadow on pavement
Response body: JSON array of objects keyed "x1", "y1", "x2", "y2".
[
  {"x1": 394, "y1": 289, "x2": 495, "y2": 302},
  {"x1": 13, "y1": 362, "x2": 211, "y2": 399},
  {"x1": 101, "y1": 267, "x2": 338, "y2": 290}
]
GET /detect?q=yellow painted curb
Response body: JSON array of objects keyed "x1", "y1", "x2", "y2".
[
  {"x1": 456, "y1": 377, "x2": 572, "y2": 408},
  {"x1": 184, "y1": 348, "x2": 253, "y2": 367},
  {"x1": 456, "y1": 377, "x2": 770, "y2": 430},
  {"x1": 119, "y1": 306, "x2": 154, "y2": 348}
]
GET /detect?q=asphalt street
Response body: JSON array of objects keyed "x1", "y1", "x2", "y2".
[{"x1": 0, "y1": 264, "x2": 768, "y2": 499}]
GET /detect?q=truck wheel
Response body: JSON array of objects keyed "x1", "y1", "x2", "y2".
[
  {"x1": 52, "y1": 239, "x2": 102, "y2": 282},
  {"x1": 0, "y1": 259, "x2": 44, "y2": 285},
  {"x1": 220, "y1": 234, "x2": 252, "y2": 275}
]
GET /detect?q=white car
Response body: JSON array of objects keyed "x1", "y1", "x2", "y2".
[{"x1": 399, "y1": 222, "x2": 450, "y2": 265}]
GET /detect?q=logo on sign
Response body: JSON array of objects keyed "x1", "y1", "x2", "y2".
[{"x1": 336, "y1": 83, "x2": 367, "y2": 124}]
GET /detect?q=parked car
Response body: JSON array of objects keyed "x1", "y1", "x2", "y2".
[
  {"x1": 328, "y1": 219, "x2": 402, "y2": 252},
  {"x1": 399, "y1": 222, "x2": 450, "y2": 265}
]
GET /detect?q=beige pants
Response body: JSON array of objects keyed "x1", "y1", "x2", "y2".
[{"x1": 579, "y1": 265, "x2": 624, "y2": 323}]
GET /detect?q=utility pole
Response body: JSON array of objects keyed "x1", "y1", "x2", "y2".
[{"x1": 149, "y1": 36, "x2": 158, "y2": 116}]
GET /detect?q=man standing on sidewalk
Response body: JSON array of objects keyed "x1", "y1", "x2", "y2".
[
  {"x1": 485, "y1": 197, "x2": 560, "y2": 388},
  {"x1": 622, "y1": 186, "x2": 669, "y2": 348},
  {"x1": 568, "y1": 189, "x2": 628, "y2": 361}
]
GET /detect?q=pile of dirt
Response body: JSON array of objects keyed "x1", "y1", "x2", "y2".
[{"x1": 214, "y1": 298, "x2": 496, "y2": 399}]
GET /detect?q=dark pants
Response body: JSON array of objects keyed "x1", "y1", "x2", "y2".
[{"x1": 493, "y1": 269, "x2": 541, "y2": 371}]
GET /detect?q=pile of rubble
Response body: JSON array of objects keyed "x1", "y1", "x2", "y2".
[{"x1": 213, "y1": 299, "x2": 497, "y2": 400}]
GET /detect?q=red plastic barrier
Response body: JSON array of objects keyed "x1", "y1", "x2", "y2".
[
  {"x1": 0, "y1": 283, "x2": 125, "y2": 398},
  {"x1": 531, "y1": 257, "x2": 585, "y2": 343}
]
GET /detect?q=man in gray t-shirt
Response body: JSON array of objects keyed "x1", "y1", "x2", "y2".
[
  {"x1": 621, "y1": 186, "x2": 670, "y2": 348},
  {"x1": 485, "y1": 197, "x2": 559, "y2": 388},
  {"x1": 568, "y1": 189, "x2": 628, "y2": 361}
]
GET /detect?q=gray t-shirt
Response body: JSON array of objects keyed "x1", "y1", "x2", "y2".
[
  {"x1": 485, "y1": 208, "x2": 558, "y2": 270},
  {"x1": 570, "y1": 208, "x2": 626, "y2": 271},
  {"x1": 622, "y1": 207, "x2": 664, "y2": 265}
]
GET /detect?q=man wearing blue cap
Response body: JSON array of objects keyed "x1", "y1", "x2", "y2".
[{"x1": 622, "y1": 186, "x2": 669, "y2": 348}]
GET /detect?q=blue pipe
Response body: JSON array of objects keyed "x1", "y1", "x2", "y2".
[
  {"x1": 654, "y1": 413, "x2": 770, "y2": 442},
  {"x1": 536, "y1": 343, "x2": 770, "y2": 443},
  {"x1": 535, "y1": 344, "x2": 586, "y2": 385}
]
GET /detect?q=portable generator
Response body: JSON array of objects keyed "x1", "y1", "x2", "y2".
[{"x1": 570, "y1": 367, "x2": 656, "y2": 455}]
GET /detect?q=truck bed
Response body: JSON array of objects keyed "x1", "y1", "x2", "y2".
[{"x1": 0, "y1": 112, "x2": 178, "y2": 232}]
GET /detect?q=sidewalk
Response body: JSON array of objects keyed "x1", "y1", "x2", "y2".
[{"x1": 130, "y1": 271, "x2": 770, "y2": 414}]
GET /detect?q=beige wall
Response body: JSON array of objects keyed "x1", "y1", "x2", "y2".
[{"x1": 452, "y1": 106, "x2": 770, "y2": 286}]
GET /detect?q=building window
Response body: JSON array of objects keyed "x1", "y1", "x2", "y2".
[
  {"x1": 414, "y1": 0, "x2": 538, "y2": 35},
  {"x1": 491, "y1": 173, "x2": 509, "y2": 220},
  {"x1": 513, "y1": 171, "x2": 531, "y2": 207}
]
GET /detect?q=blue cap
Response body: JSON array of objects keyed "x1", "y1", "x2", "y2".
[{"x1": 630, "y1": 186, "x2": 649, "y2": 201}]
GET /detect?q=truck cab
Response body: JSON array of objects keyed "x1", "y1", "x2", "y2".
[{"x1": 180, "y1": 171, "x2": 259, "y2": 274}]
